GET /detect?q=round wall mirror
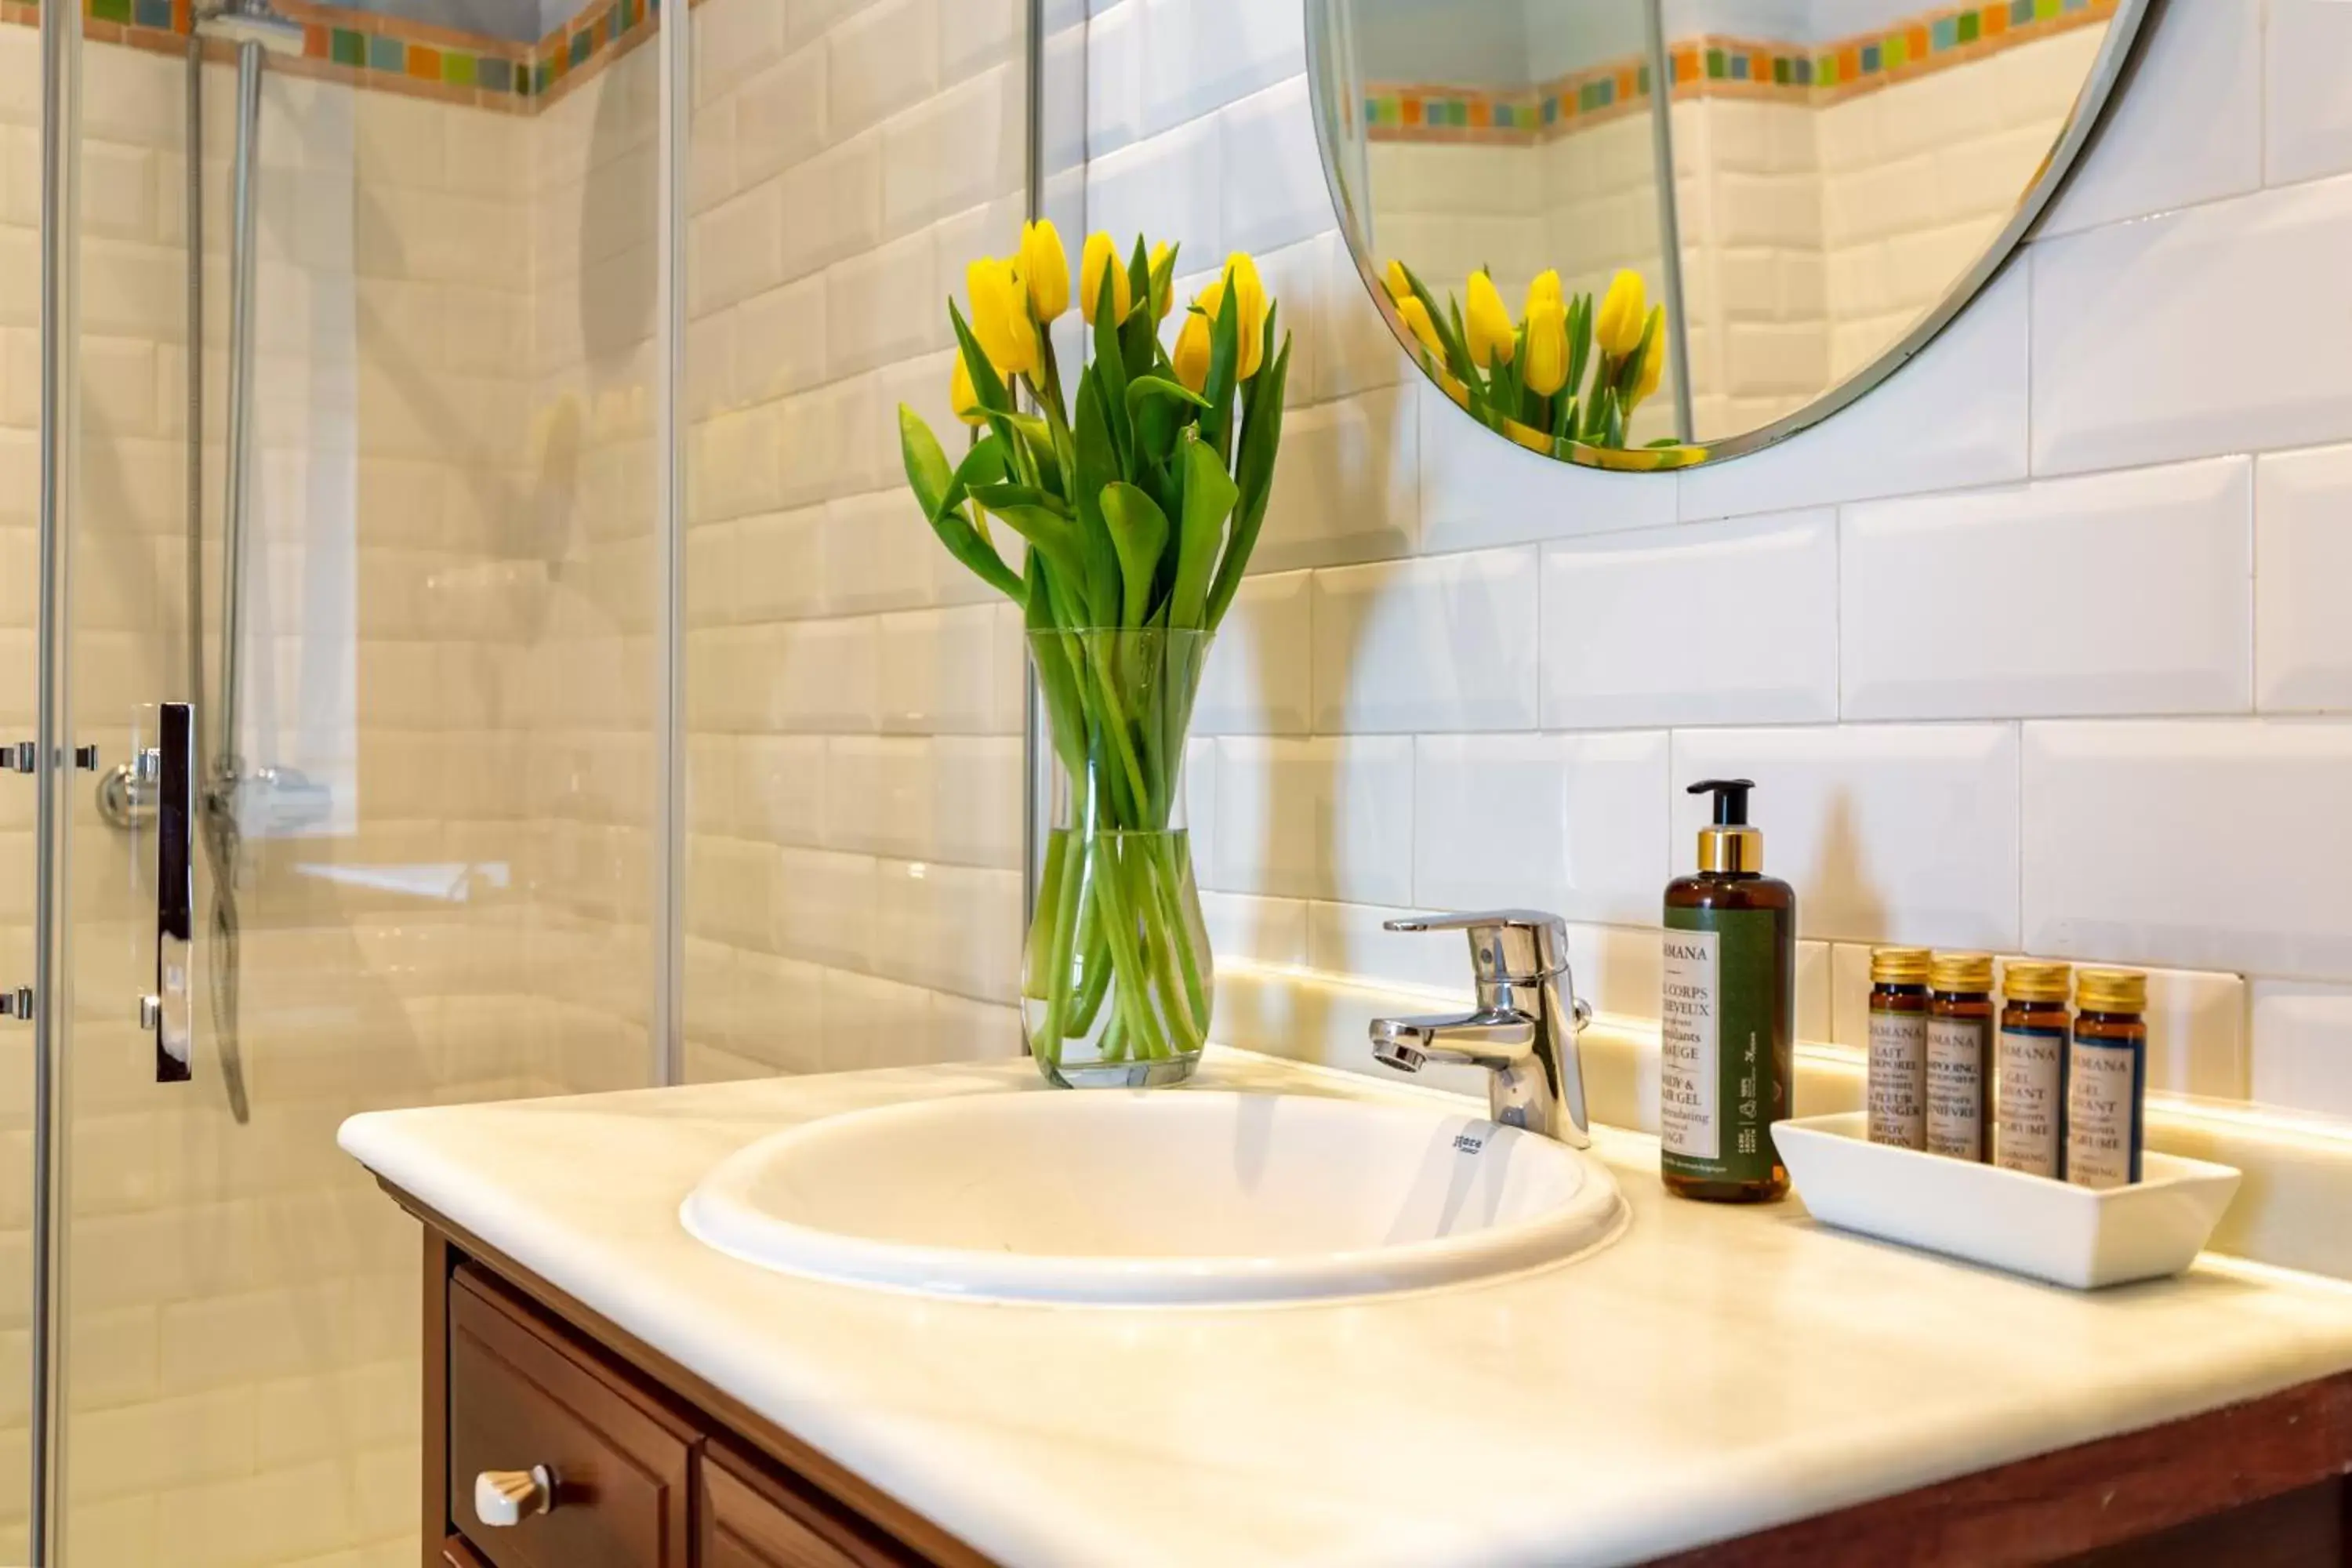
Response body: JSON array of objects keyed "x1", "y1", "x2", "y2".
[{"x1": 1305, "y1": 0, "x2": 2151, "y2": 470}]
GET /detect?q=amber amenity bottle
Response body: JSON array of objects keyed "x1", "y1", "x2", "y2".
[
  {"x1": 2068, "y1": 968, "x2": 2149, "y2": 1189},
  {"x1": 1995, "y1": 961, "x2": 2071, "y2": 1178},
  {"x1": 1866, "y1": 947, "x2": 1930, "y2": 1149},
  {"x1": 1926, "y1": 953, "x2": 1994, "y2": 1163},
  {"x1": 1661, "y1": 779, "x2": 1795, "y2": 1203}
]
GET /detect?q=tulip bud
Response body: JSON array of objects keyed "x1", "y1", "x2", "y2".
[
  {"x1": 1385, "y1": 259, "x2": 1414, "y2": 305},
  {"x1": 1172, "y1": 306, "x2": 1212, "y2": 394},
  {"x1": 1149, "y1": 242, "x2": 1177, "y2": 321},
  {"x1": 1196, "y1": 254, "x2": 1269, "y2": 379},
  {"x1": 1596, "y1": 269, "x2": 1647, "y2": 359},
  {"x1": 966, "y1": 256, "x2": 1039, "y2": 379},
  {"x1": 1465, "y1": 268, "x2": 1515, "y2": 370},
  {"x1": 1080, "y1": 231, "x2": 1134, "y2": 327},
  {"x1": 1523, "y1": 296, "x2": 1569, "y2": 397},
  {"x1": 1396, "y1": 295, "x2": 1444, "y2": 361},
  {"x1": 1018, "y1": 220, "x2": 1070, "y2": 324},
  {"x1": 1627, "y1": 304, "x2": 1667, "y2": 409},
  {"x1": 1526, "y1": 268, "x2": 1563, "y2": 319},
  {"x1": 951, "y1": 353, "x2": 986, "y2": 426}
]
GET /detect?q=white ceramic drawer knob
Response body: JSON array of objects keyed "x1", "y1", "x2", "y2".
[{"x1": 474, "y1": 1465, "x2": 555, "y2": 1527}]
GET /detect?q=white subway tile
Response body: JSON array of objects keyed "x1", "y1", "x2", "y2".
[
  {"x1": 2024, "y1": 720, "x2": 2352, "y2": 980},
  {"x1": 1084, "y1": 0, "x2": 1143, "y2": 158},
  {"x1": 780, "y1": 132, "x2": 883, "y2": 281},
  {"x1": 2032, "y1": 178, "x2": 2352, "y2": 474},
  {"x1": 1218, "y1": 77, "x2": 1329, "y2": 260},
  {"x1": 931, "y1": 736, "x2": 1024, "y2": 869},
  {"x1": 824, "y1": 737, "x2": 933, "y2": 860},
  {"x1": 1305, "y1": 901, "x2": 1475, "y2": 998},
  {"x1": 1841, "y1": 459, "x2": 2254, "y2": 720},
  {"x1": 1795, "y1": 940, "x2": 1831, "y2": 1044},
  {"x1": 875, "y1": 859, "x2": 1020, "y2": 1003},
  {"x1": 763, "y1": 618, "x2": 878, "y2": 733},
  {"x1": 1193, "y1": 569, "x2": 1312, "y2": 735},
  {"x1": 1417, "y1": 383, "x2": 1679, "y2": 552},
  {"x1": 877, "y1": 605, "x2": 1017, "y2": 736},
  {"x1": 1200, "y1": 891, "x2": 1311, "y2": 968},
  {"x1": 735, "y1": 507, "x2": 829, "y2": 624},
  {"x1": 731, "y1": 42, "x2": 827, "y2": 193},
  {"x1": 2039, "y1": 0, "x2": 2261, "y2": 237},
  {"x1": 1413, "y1": 731, "x2": 1668, "y2": 927},
  {"x1": 1138, "y1": 0, "x2": 1306, "y2": 140},
  {"x1": 823, "y1": 227, "x2": 940, "y2": 381},
  {"x1": 1318, "y1": 234, "x2": 1414, "y2": 401},
  {"x1": 882, "y1": 64, "x2": 1024, "y2": 239},
  {"x1": 1672, "y1": 725, "x2": 2021, "y2": 948},
  {"x1": 2270, "y1": 0, "x2": 2352, "y2": 186},
  {"x1": 1213, "y1": 737, "x2": 1414, "y2": 906},
  {"x1": 773, "y1": 848, "x2": 876, "y2": 971},
  {"x1": 1311, "y1": 549, "x2": 1538, "y2": 732},
  {"x1": 821, "y1": 491, "x2": 937, "y2": 616},
  {"x1": 1678, "y1": 265, "x2": 2028, "y2": 521},
  {"x1": 1541, "y1": 510, "x2": 1837, "y2": 730},
  {"x1": 734, "y1": 735, "x2": 826, "y2": 849},
  {"x1": 1256, "y1": 384, "x2": 1420, "y2": 570},
  {"x1": 2256, "y1": 445, "x2": 2352, "y2": 711},
  {"x1": 828, "y1": 0, "x2": 940, "y2": 142},
  {"x1": 2251, "y1": 980, "x2": 2352, "y2": 1121},
  {"x1": 1085, "y1": 115, "x2": 1223, "y2": 269},
  {"x1": 1566, "y1": 924, "x2": 1665, "y2": 1024}
]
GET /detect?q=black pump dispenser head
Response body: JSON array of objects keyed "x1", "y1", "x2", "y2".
[
  {"x1": 1690, "y1": 779, "x2": 1754, "y2": 827},
  {"x1": 1690, "y1": 779, "x2": 1762, "y2": 873}
]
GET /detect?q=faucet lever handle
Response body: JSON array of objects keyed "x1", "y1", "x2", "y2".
[{"x1": 1383, "y1": 909, "x2": 1570, "y2": 982}]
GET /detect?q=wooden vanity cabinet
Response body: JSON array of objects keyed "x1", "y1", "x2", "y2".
[{"x1": 397, "y1": 1183, "x2": 2352, "y2": 1568}]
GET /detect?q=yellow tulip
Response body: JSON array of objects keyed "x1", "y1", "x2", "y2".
[
  {"x1": 1465, "y1": 268, "x2": 1514, "y2": 369},
  {"x1": 1384, "y1": 259, "x2": 1414, "y2": 305},
  {"x1": 1080, "y1": 231, "x2": 1134, "y2": 326},
  {"x1": 1172, "y1": 307, "x2": 1212, "y2": 394},
  {"x1": 1526, "y1": 268, "x2": 1563, "y2": 318},
  {"x1": 1628, "y1": 305, "x2": 1667, "y2": 408},
  {"x1": 1197, "y1": 252, "x2": 1268, "y2": 379},
  {"x1": 951, "y1": 353, "x2": 985, "y2": 426},
  {"x1": 1396, "y1": 294, "x2": 1444, "y2": 361},
  {"x1": 1596, "y1": 268, "x2": 1647, "y2": 359},
  {"x1": 966, "y1": 256, "x2": 1038, "y2": 379},
  {"x1": 1018, "y1": 220, "x2": 1069, "y2": 324},
  {"x1": 1149, "y1": 242, "x2": 1176, "y2": 320},
  {"x1": 1523, "y1": 295, "x2": 1569, "y2": 397}
]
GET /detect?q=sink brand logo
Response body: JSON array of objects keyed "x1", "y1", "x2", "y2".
[{"x1": 1453, "y1": 1128, "x2": 1491, "y2": 1154}]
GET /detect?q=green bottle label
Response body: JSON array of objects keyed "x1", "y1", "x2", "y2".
[{"x1": 1661, "y1": 906, "x2": 1784, "y2": 1185}]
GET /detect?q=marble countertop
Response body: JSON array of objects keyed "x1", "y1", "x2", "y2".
[{"x1": 339, "y1": 1049, "x2": 2352, "y2": 1568}]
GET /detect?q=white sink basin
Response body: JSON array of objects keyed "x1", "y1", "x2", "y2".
[{"x1": 680, "y1": 1091, "x2": 1626, "y2": 1305}]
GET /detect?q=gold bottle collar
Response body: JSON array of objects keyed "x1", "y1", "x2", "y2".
[
  {"x1": 1696, "y1": 825, "x2": 1762, "y2": 874},
  {"x1": 2076, "y1": 967, "x2": 2147, "y2": 1013}
]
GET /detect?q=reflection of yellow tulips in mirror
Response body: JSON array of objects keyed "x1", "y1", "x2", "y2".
[
  {"x1": 951, "y1": 354, "x2": 985, "y2": 426},
  {"x1": 1379, "y1": 257, "x2": 1677, "y2": 456}
]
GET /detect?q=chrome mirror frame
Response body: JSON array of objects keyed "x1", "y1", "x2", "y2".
[{"x1": 1303, "y1": 0, "x2": 2158, "y2": 472}]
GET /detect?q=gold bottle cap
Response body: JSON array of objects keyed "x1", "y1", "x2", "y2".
[
  {"x1": 1697, "y1": 826, "x2": 1762, "y2": 873},
  {"x1": 1870, "y1": 946, "x2": 1931, "y2": 985},
  {"x1": 2002, "y1": 960, "x2": 2072, "y2": 1003},
  {"x1": 2076, "y1": 967, "x2": 2147, "y2": 1014},
  {"x1": 1929, "y1": 952, "x2": 1994, "y2": 993}
]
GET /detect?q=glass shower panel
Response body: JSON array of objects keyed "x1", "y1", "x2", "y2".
[
  {"x1": 680, "y1": 2, "x2": 1032, "y2": 1080},
  {"x1": 50, "y1": 4, "x2": 663, "y2": 1563}
]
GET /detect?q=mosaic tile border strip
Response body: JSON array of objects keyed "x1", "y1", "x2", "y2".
[
  {"x1": 1364, "y1": 0, "x2": 2119, "y2": 144},
  {"x1": 2, "y1": 0, "x2": 676, "y2": 114}
]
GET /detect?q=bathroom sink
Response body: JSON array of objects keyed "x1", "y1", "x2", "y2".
[{"x1": 680, "y1": 1090, "x2": 1626, "y2": 1305}]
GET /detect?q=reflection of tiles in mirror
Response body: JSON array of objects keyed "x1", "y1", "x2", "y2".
[
  {"x1": 21, "y1": 0, "x2": 675, "y2": 114},
  {"x1": 1363, "y1": 0, "x2": 2118, "y2": 143}
]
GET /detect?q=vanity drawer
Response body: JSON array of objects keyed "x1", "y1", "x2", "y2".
[
  {"x1": 448, "y1": 1267, "x2": 699, "y2": 1568},
  {"x1": 701, "y1": 1442, "x2": 894, "y2": 1568}
]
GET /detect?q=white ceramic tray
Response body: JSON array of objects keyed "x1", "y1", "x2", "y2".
[{"x1": 1773, "y1": 1112, "x2": 2241, "y2": 1290}]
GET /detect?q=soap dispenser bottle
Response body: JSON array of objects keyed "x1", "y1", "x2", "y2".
[{"x1": 1661, "y1": 779, "x2": 1796, "y2": 1203}]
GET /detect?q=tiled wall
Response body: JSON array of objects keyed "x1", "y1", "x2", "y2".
[
  {"x1": 1089, "y1": 0, "x2": 2352, "y2": 1133},
  {"x1": 679, "y1": 0, "x2": 1030, "y2": 1082}
]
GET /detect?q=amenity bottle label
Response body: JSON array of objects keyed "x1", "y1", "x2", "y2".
[
  {"x1": 1867, "y1": 1011, "x2": 1926, "y2": 1149},
  {"x1": 1661, "y1": 908, "x2": 1781, "y2": 1185},
  {"x1": 1924, "y1": 1017, "x2": 1987, "y2": 1160},
  {"x1": 2067, "y1": 1036, "x2": 2143, "y2": 1189},
  {"x1": 1995, "y1": 1025, "x2": 2067, "y2": 1178}
]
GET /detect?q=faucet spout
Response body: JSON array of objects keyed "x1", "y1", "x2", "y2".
[{"x1": 1370, "y1": 1010, "x2": 1535, "y2": 1074}]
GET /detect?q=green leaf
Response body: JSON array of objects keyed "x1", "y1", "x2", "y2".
[
  {"x1": 1099, "y1": 482, "x2": 1171, "y2": 627},
  {"x1": 1169, "y1": 431, "x2": 1239, "y2": 631},
  {"x1": 1072, "y1": 376, "x2": 1124, "y2": 624},
  {"x1": 1120, "y1": 235, "x2": 1159, "y2": 382},
  {"x1": 914, "y1": 432, "x2": 1028, "y2": 605},
  {"x1": 1204, "y1": 332, "x2": 1290, "y2": 633},
  {"x1": 1125, "y1": 374, "x2": 1209, "y2": 421},
  {"x1": 989, "y1": 500, "x2": 1091, "y2": 591},
  {"x1": 897, "y1": 405, "x2": 955, "y2": 519},
  {"x1": 968, "y1": 482, "x2": 1067, "y2": 517},
  {"x1": 1091, "y1": 265, "x2": 1132, "y2": 476},
  {"x1": 1200, "y1": 286, "x2": 1243, "y2": 463},
  {"x1": 1396, "y1": 262, "x2": 1476, "y2": 387}
]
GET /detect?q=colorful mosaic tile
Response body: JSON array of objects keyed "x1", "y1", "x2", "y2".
[
  {"x1": 1367, "y1": 0, "x2": 2118, "y2": 143},
  {"x1": 15, "y1": 0, "x2": 681, "y2": 114}
]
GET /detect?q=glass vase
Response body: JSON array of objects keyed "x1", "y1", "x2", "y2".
[{"x1": 1022, "y1": 628, "x2": 1213, "y2": 1088}]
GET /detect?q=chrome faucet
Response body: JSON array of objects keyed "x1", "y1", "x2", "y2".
[{"x1": 1370, "y1": 910, "x2": 1594, "y2": 1147}]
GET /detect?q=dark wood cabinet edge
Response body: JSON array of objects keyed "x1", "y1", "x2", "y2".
[
  {"x1": 441, "y1": 1534, "x2": 492, "y2": 1568},
  {"x1": 425, "y1": 1229, "x2": 455, "y2": 1563},
  {"x1": 1643, "y1": 1370, "x2": 2352, "y2": 1566},
  {"x1": 386, "y1": 1178, "x2": 996, "y2": 1568}
]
